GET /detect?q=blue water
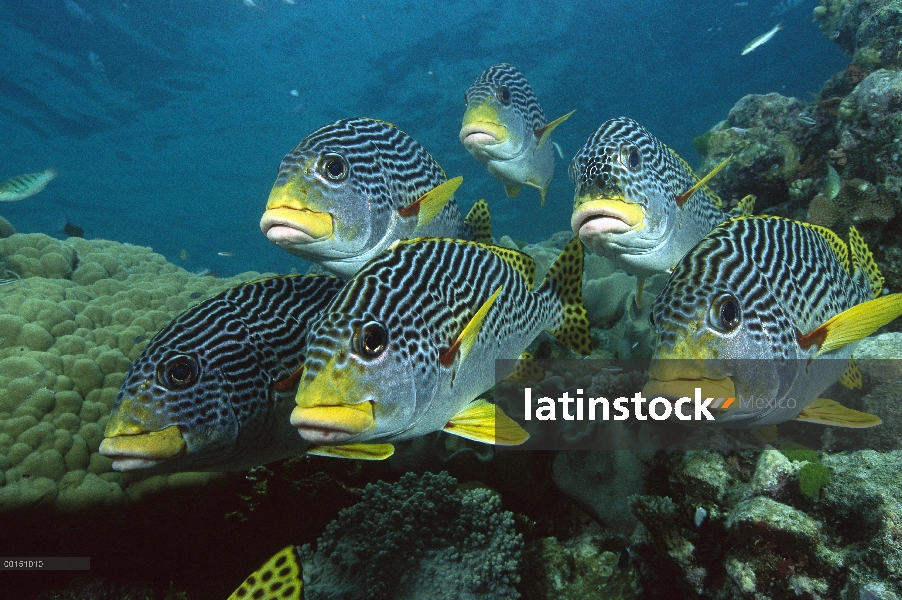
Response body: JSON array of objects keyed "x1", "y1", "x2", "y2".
[{"x1": 0, "y1": 0, "x2": 847, "y2": 277}]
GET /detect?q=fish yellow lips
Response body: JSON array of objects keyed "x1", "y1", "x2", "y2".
[
  {"x1": 98, "y1": 425, "x2": 186, "y2": 471},
  {"x1": 571, "y1": 198, "x2": 645, "y2": 236},
  {"x1": 290, "y1": 403, "x2": 376, "y2": 445},
  {"x1": 459, "y1": 121, "x2": 506, "y2": 148},
  {"x1": 260, "y1": 207, "x2": 334, "y2": 244},
  {"x1": 642, "y1": 377, "x2": 736, "y2": 405}
]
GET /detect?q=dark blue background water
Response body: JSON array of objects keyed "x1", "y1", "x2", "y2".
[{"x1": 0, "y1": 0, "x2": 847, "y2": 276}]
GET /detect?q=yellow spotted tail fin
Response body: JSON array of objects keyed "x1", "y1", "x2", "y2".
[
  {"x1": 465, "y1": 199, "x2": 493, "y2": 244},
  {"x1": 849, "y1": 226, "x2": 884, "y2": 298},
  {"x1": 542, "y1": 237, "x2": 591, "y2": 354},
  {"x1": 228, "y1": 545, "x2": 303, "y2": 600}
]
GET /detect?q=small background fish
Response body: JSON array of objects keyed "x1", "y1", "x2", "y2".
[{"x1": 0, "y1": 168, "x2": 58, "y2": 202}]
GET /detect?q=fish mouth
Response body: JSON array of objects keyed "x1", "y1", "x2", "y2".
[
  {"x1": 642, "y1": 377, "x2": 736, "y2": 407},
  {"x1": 459, "y1": 122, "x2": 506, "y2": 149},
  {"x1": 571, "y1": 198, "x2": 645, "y2": 237},
  {"x1": 260, "y1": 207, "x2": 334, "y2": 245},
  {"x1": 291, "y1": 402, "x2": 376, "y2": 445},
  {"x1": 98, "y1": 425, "x2": 187, "y2": 472}
]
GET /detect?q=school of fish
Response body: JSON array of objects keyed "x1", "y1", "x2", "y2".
[{"x1": 99, "y1": 60, "x2": 901, "y2": 481}]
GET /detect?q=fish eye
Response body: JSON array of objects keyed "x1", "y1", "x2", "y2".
[
  {"x1": 318, "y1": 153, "x2": 348, "y2": 182},
  {"x1": 619, "y1": 146, "x2": 641, "y2": 171},
  {"x1": 354, "y1": 321, "x2": 388, "y2": 358},
  {"x1": 159, "y1": 355, "x2": 199, "y2": 389},
  {"x1": 710, "y1": 295, "x2": 741, "y2": 332},
  {"x1": 496, "y1": 85, "x2": 511, "y2": 105}
]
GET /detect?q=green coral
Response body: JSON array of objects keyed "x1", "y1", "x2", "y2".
[
  {"x1": 798, "y1": 463, "x2": 831, "y2": 500},
  {"x1": 0, "y1": 233, "x2": 273, "y2": 511},
  {"x1": 692, "y1": 130, "x2": 712, "y2": 156}
]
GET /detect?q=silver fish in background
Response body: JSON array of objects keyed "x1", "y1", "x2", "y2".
[
  {"x1": 261, "y1": 117, "x2": 490, "y2": 279},
  {"x1": 99, "y1": 275, "x2": 344, "y2": 472},
  {"x1": 570, "y1": 117, "x2": 748, "y2": 283},
  {"x1": 741, "y1": 23, "x2": 783, "y2": 56},
  {"x1": 643, "y1": 216, "x2": 902, "y2": 429},
  {"x1": 460, "y1": 63, "x2": 573, "y2": 206},
  {"x1": 0, "y1": 167, "x2": 58, "y2": 202},
  {"x1": 290, "y1": 237, "x2": 592, "y2": 460}
]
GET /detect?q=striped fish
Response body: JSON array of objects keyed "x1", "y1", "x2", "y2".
[
  {"x1": 261, "y1": 117, "x2": 491, "y2": 279},
  {"x1": 643, "y1": 216, "x2": 902, "y2": 429},
  {"x1": 570, "y1": 117, "x2": 749, "y2": 283},
  {"x1": 99, "y1": 275, "x2": 344, "y2": 472},
  {"x1": 0, "y1": 167, "x2": 58, "y2": 202},
  {"x1": 290, "y1": 237, "x2": 592, "y2": 460},
  {"x1": 460, "y1": 63, "x2": 573, "y2": 206}
]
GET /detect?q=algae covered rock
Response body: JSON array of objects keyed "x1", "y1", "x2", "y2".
[
  {"x1": 0, "y1": 233, "x2": 271, "y2": 511},
  {"x1": 815, "y1": 0, "x2": 902, "y2": 72}
]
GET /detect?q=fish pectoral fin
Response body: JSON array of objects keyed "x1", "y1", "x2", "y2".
[
  {"x1": 439, "y1": 286, "x2": 503, "y2": 367},
  {"x1": 535, "y1": 110, "x2": 575, "y2": 149},
  {"x1": 797, "y1": 293, "x2": 902, "y2": 355},
  {"x1": 795, "y1": 398, "x2": 881, "y2": 428},
  {"x1": 504, "y1": 183, "x2": 522, "y2": 198},
  {"x1": 273, "y1": 363, "x2": 305, "y2": 392},
  {"x1": 227, "y1": 545, "x2": 303, "y2": 600},
  {"x1": 675, "y1": 154, "x2": 732, "y2": 208},
  {"x1": 398, "y1": 176, "x2": 463, "y2": 231},
  {"x1": 443, "y1": 398, "x2": 530, "y2": 445},
  {"x1": 730, "y1": 194, "x2": 756, "y2": 217},
  {"x1": 753, "y1": 426, "x2": 778, "y2": 443},
  {"x1": 840, "y1": 357, "x2": 863, "y2": 389},
  {"x1": 465, "y1": 198, "x2": 493, "y2": 244},
  {"x1": 307, "y1": 443, "x2": 395, "y2": 460}
]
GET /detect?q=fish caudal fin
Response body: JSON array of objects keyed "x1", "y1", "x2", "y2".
[
  {"x1": 849, "y1": 226, "x2": 884, "y2": 298},
  {"x1": 398, "y1": 176, "x2": 463, "y2": 231},
  {"x1": 444, "y1": 398, "x2": 529, "y2": 445},
  {"x1": 795, "y1": 398, "x2": 881, "y2": 428},
  {"x1": 797, "y1": 293, "x2": 902, "y2": 355},
  {"x1": 227, "y1": 545, "x2": 303, "y2": 600},
  {"x1": 840, "y1": 357, "x2": 863, "y2": 389},
  {"x1": 535, "y1": 110, "x2": 575, "y2": 150},
  {"x1": 465, "y1": 199, "x2": 493, "y2": 244},
  {"x1": 675, "y1": 154, "x2": 732, "y2": 208},
  {"x1": 307, "y1": 443, "x2": 395, "y2": 460},
  {"x1": 730, "y1": 194, "x2": 756, "y2": 217},
  {"x1": 542, "y1": 237, "x2": 591, "y2": 355}
]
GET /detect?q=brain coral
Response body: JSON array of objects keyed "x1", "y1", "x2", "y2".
[{"x1": 0, "y1": 233, "x2": 269, "y2": 511}]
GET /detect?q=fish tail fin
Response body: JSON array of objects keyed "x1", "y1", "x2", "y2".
[
  {"x1": 465, "y1": 199, "x2": 493, "y2": 244},
  {"x1": 848, "y1": 226, "x2": 884, "y2": 298},
  {"x1": 228, "y1": 545, "x2": 304, "y2": 600},
  {"x1": 730, "y1": 194, "x2": 756, "y2": 217},
  {"x1": 541, "y1": 237, "x2": 591, "y2": 355}
]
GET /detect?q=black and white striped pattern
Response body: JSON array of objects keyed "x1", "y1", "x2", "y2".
[
  {"x1": 113, "y1": 275, "x2": 343, "y2": 470},
  {"x1": 650, "y1": 216, "x2": 873, "y2": 359},
  {"x1": 464, "y1": 63, "x2": 547, "y2": 130},
  {"x1": 275, "y1": 117, "x2": 471, "y2": 239},
  {"x1": 569, "y1": 117, "x2": 726, "y2": 229}
]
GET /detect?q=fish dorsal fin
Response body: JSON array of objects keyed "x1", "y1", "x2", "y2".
[
  {"x1": 227, "y1": 545, "x2": 303, "y2": 600},
  {"x1": 464, "y1": 199, "x2": 493, "y2": 244},
  {"x1": 849, "y1": 226, "x2": 884, "y2": 298},
  {"x1": 397, "y1": 176, "x2": 463, "y2": 231},
  {"x1": 753, "y1": 426, "x2": 778, "y2": 443},
  {"x1": 543, "y1": 237, "x2": 592, "y2": 355},
  {"x1": 505, "y1": 352, "x2": 546, "y2": 383},
  {"x1": 440, "y1": 285, "x2": 502, "y2": 368},
  {"x1": 799, "y1": 222, "x2": 850, "y2": 272},
  {"x1": 443, "y1": 398, "x2": 530, "y2": 445},
  {"x1": 796, "y1": 293, "x2": 902, "y2": 355},
  {"x1": 307, "y1": 443, "x2": 395, "y2": 460},
  {"x1": 535, "y1": 110, "x2": 575, "y2": 149},
  {"x1": 483, "y1": 244, "x2": 536, "y2": 287},
  {"x1": 840, "y1": 357, "x2": 863, "y2": 389},
  {"x1": 730, "y1": 194, "x2": 756, "y2": 217},
  {"x1": 674, "y1": 154, "x2": 732, "y2": 208},
  {"x1": 795, "y1": 398, "x2": 881, "y2": 428}
]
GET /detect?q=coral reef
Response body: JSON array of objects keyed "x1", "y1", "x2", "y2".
[
  {"x1": 0, "y1": 214, "x2": 14, "y2": 238},
  {"x1": 814, "y1": 0, "x2": 902, "y2": 72},
  {"x1": 0, "y1": 233, "x2": 269, "y2": 511},
  {"x1": 298, "y1": 471, "x2": 523, "y2": 600}
]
